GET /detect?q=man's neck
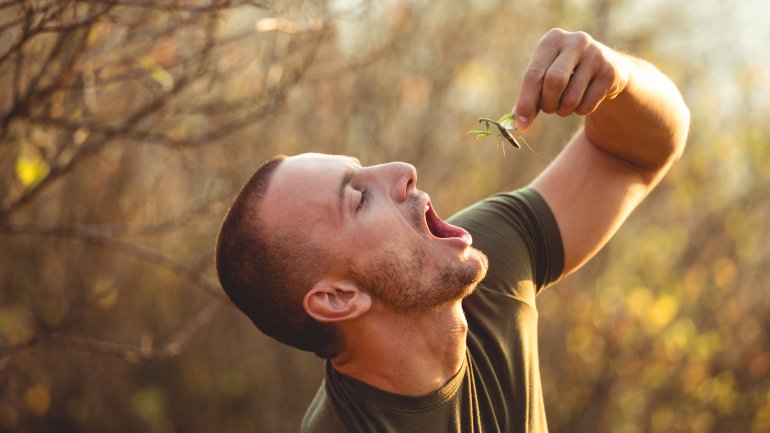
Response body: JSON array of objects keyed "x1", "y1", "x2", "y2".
[{"x1": 330, "y1": 301, "x2": 468, "y2": 397}]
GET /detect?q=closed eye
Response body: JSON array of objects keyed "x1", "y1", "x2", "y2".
[{"x1": 356, "y1": 190, "x2": 368, "y2": 212}]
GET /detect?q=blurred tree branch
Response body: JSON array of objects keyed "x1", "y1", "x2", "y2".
[
  {"x1": 0, "y1": 222, "x2": 222, "y2": 295},
  {"x1": 84, "y1": 0, "x2": 268, "y2": 14},
  {"x1": 0, "y1": 296, "x2": 228, "y2": 362},
  {"x1": 0, "y1": 0, "x2": 331, "y2": 369},
  {"x1": 0, "y1": 1, "x2": 330, "y2": 219}
]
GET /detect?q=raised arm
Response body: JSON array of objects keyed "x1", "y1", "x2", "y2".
[{"x1": 513, "y1": 28, "x2": 690, "y2": 276}]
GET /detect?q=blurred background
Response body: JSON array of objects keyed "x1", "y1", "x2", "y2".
[{"x1": 1, "y1": 0, "x2": 769, "y2": 432}]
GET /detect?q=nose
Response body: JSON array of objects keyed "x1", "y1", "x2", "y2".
[
  {"x1": 392, "y1": 162, "x2": 417, "y2": 203},
  {"x1": 368, "y1": 162, "x2": 417, "y2": 203}
]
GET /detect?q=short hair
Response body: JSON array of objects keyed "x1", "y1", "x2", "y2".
[{"x1": 215, "y1": 155, "x2": 341, "y2": 358}]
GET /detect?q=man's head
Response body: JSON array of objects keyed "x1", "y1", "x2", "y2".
[{"x1": 216, "y1": 153, "x2": 488, "y2": 358}]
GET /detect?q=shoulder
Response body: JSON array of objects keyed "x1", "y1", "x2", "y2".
[
  {"x1": 449, "y1": 188, "x2": 560, "y2": 262},
  {"x1": 449, "y1": 188, "x2": 564, "y2": 296},
  {"x1": 301, "y1": 381, "x2": 347, "y2": 433}
]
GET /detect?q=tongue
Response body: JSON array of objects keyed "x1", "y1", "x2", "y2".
[{"x1": 426, "y1": 205, "x2": 470, "y2": 239}]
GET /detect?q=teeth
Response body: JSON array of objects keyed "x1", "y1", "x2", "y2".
[{"x1": 425, "y1": 204, "x2": 429, "y2": 213}]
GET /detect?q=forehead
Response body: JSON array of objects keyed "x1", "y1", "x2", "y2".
[{"x1": 260, "y1": 153, "x2": 359, "y2": 231}]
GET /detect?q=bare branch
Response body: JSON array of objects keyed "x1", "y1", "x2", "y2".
[
  {"x1": 0, "y1": 2, "x2": 94, "y2": 136},
  {"x1": 39, "y1": 21, "x2": 287, "y2": 95},
  {"x1": 1, "y1": 25, "x2": 330, "y2": 218},
  {"x1": 26, "y1": 26, "x2": 91, "y2": 106},
  {"x1": 0, "y1": 15, "x2": 24, "y2": 34},
  {"x1": 0, "y1": 222, "x2": 222, "y2": 296},
  {"x1": 38, "y1": 2, "x2": 115, "y2": 33},
  {"x1": 74, "y1": 0, "x2": 267, "y2": 13},
  {"x1": 307, "y1": 30, "x2": 403, "y2": 82},
  {"x1": 74, "y1": 196, "x2": 229, "y2": 237},
  {"x1": 0, "y1": 1, "x2": 68, "y2": 62},
  {"x1": 0, "y1": 297, "x2": 229, "y2": 362},
  {"x1": 0, "y1": 0, "x2": 24, "y2": 11},
  {"x1": 27, "y1": 80, "x2": 289, "y2": 148},
  {"x1": 0, "y1": 74, "x2": 192, "y2": 219}
]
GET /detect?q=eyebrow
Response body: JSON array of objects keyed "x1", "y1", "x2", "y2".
[{"x1": 338, "y1": 168, "x2": 354, "y2": 218}]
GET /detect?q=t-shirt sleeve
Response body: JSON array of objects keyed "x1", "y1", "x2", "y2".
[{"x1": 447, "y1": 187, "x2": 564, "y2": 303}]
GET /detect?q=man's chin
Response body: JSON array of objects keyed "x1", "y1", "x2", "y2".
[
  {"x1": 467, "y1": 246, "x2": 489, "y2": 282},
  {"x1": 451, "y1": 248, "x2": 489, "y2": 300}
]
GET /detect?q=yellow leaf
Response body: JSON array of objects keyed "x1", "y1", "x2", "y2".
[
  {"x1": 139, "y1": 56, "x2": 174, "y2": 91},
  {"x1": 649, "y1": 294, "x2": 679, "y2": 330},
  {"x1": 15, "y1": 155, "x2": 49, "y2": 187},
  {"x1": 24, "y1": 385, "x2": 51, "y2": 416}
]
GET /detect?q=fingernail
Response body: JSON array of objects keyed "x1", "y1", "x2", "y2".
[{"x1": 516, "y1": 116, "x2": 529, "y2": 130}]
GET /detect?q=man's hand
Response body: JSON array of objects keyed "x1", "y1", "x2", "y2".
[
  {"x1": 514, "y1": 28, "x2": 631, "y2": 131},
  {"x1": 519, "y1": 28, "x2": 689, "y2": 277}
]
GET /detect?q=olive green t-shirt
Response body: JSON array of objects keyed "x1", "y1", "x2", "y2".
[{"x1": 302, "y1": 188, "x2": 564, "y2": 433}]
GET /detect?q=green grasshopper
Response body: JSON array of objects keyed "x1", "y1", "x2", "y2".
[
  {"x1": 476, "y1": 114, "x2": 521, "y2": 149},
  {"x1": 467, "y1": 113, "x2": 528, "y2": 151}
]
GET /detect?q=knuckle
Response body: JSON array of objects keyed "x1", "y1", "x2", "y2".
[
  {"x1": 544, "y1": 27, "x2": 566, "y2": 42},
  {"x1": 555, "y1": 99, "x2": 572, "y2": 115},
  {"x1": 590, "y1": 46, "x2": 608, "y2": 64},
  {"x1": 543, "y1": 69, "x2": 567, "y2": 89},
  {"x1": 575, "y1": 102, "x2": 597, "y2": 115},
  {"x1": 575, "y1": 106, "x2": 592, "y2": 115},
  {"x1": 560, "y1": 92, "x2": 579, "y2": 108},
  {"x1": 597, "y1": 65, "x2": 616, "y2": 83},
  {"x1": 523, "y1": 67, "x2": 545, "y2": 84},
  {"x1": 540, "y1": 96, "x2": 558, "y2": 113},
  {"x1": 516, "y1": 101, "x2": 535, "y2": 114},
  {"x1": 573, "y1": 31, "x2": 593, "y2": 46},
  {"x1": 541, "y1": 103, "x2": 556, "y2": 114},
  {"x1": 549, "y1": 27, "x2": 567, "y2": 36}
]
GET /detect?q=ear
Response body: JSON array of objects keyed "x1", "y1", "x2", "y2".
[{"x1": 303, "y1": 279, "x2": 371, "y2": 323}]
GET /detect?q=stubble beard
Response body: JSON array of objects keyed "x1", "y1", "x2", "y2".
[
  {"x1": 349, "y1": 192, "x2": 489, "y2": 313},
  {"x1": 351, "y1": 245, "x2": 487, "y2": 314}
]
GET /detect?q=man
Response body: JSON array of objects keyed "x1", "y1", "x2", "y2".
[{"x1": 216, "y1": 28, "x2": 689, "y2": 432}]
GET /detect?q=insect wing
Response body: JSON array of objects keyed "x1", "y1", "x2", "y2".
[{"x1": 497, "y1": 113, "x2": 516, "y2": 130}]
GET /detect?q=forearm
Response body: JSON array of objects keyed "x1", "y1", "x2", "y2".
[
  {"x1": 584, "y1": 55, "x2": 690, "y2": 174},
  {"x1": 517, "y1": 29, "x2": 692, "y2": 276}
]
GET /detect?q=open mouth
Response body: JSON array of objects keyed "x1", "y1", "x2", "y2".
[{"x1": 423, "y1": 201, "x2": 472, "y2": 244}]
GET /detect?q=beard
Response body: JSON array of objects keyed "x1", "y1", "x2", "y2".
[
  {"x1": 350, "y1": 245, "x2": 487, "y2": 313},
  {"x1": 348, "y1": 193, "x2": 489, "y2": 313}
]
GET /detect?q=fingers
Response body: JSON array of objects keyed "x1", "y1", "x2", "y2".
[
  {"x1": 540, "y1": 45, "x2": 585, "y2": 115},
  {"x1": 514, "y1": 29, "x2": 627, "y2": 129},
  {"x1": 576, "y1": 75, "x2": 611, "y2": 115},
  {"x1": 514, "y1": 31, "x2": 562, "y2": 130},
  {"x1": 555, "y1": 55, "x2": 595, "y2": 116}
]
